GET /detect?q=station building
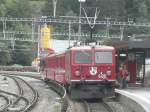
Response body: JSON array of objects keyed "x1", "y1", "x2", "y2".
[{"x1": 106, "y1": 36, "x2": 150, "y2": 86}]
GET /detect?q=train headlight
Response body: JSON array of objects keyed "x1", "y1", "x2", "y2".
[
  {"x1": 89, "y1": 67, "x2": 97, "y2": 76},
  {"x1": 106, "y1": 70, "x2": 111, "y2": 76},
  {"x1": 75, "y1": 70, "x2": 80, "y2": 76}
]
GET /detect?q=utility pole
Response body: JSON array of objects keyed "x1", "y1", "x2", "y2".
[
  {"x1": 53, "y1": 0, "x2": 58, "y2": 18},
  {"x1": 32, "y1": 19, "x2": 35, "y2": 41},
  {"x1": 78, "y1": 0, "x2": 86, "y2": 41},
  {"x1": 68, "y1": 22, "x2": 71, "y2": 47},
  {"x1": 78, "y1": 2, "x2": 82, "y2": 41},
  {"x1": 2, "y1": 18, "x2": 6, "y2": 39},
  {"x1": 37, "y1": 25, "x2": 41, "y2": 58},
  {"x1": 120, "y1": 26, "x2": 124, "y2": 40},
  {"x1": 106, "y1": 17, "x2": 111, "y2": 38},
  {"x1": 11, "y1": 33, "x2": 15, "y2": 50}
]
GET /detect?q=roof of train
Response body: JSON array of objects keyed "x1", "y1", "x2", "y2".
[
  {"x1": 42, "y1": 45, "x2": 114, "y2": 59},
  {"x1": 70, "y1": 45, "x2": 114, "y2": 50}
]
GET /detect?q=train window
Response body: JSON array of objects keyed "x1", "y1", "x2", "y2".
[
  {"x1": 95, "y1": 51, "x2": 112, "y2": 64},
  {"x1": 74, "y1": 51, "x2": 92, "y2": 64}
]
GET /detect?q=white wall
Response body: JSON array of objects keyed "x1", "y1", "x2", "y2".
[{"x1": 51, "y1": 39, "x2": 75, "y2": 53}]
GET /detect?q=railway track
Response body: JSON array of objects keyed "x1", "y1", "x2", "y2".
[
  {"x1": 0, "y1": 72, "x2": 113, "y2": 112},
  {"x1": 0, "y1": 73, "x2": 67, "y2": 112},
  {"x1": 15, "y1": 75, "x2": 68, "y2": 112},
  {"x1": 45, "y1": 80, "x2": 68, "y2": 112},
  {"x1": 0, "y1": 90, "x2": 29, "y2": 112},
  {"x1": 0, "y1": 72, "x2": 138, "y2": 112},
  {"x1": 0, "y1": 75, "x2": 39, "y2": 112},
  {"x1": 83, "y1": 100, "x2": 113, "y2": 112},
  {"x1": 0, "y1": 94, "x2": 11, "y2": 112}
]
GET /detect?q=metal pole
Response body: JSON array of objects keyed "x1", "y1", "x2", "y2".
[
  {"x1": 32, "y1": 19, "x2": 35, "y2": 41},
  {"x1": 3, "y1": 19, "x2": 6, "y2": 39},
  {"x1": 36, "y1": 25, "x2": 41, "y2": 72},
  {"x1": 78, "y1": 2, "x2": 82, "y2": 41},
  {"x1": 53, "y1": 0, "x2": 57, "y2": 18},
  {"x1": 142, "y1": 52, "x2": 146, "y2": 86},
  {"x1": 68, "y1": 22, "x2": 71, "y2": 47},
  {"x1": 37, "y1": 25, "x2": 40, "y2": 58},
  {"x1": 120, "y1": 26, "x2": 124, "y2": 40},
  {"x1": 106, "y1": 18, "x2": 110, "y2": 38},
  {"x1": 11, "y1": 33, "x2": 15, "y2": 50},
  {"x1": 90, "y1": 28, "x2": 93, "y2": 40}
]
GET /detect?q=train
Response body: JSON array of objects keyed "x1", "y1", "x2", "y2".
[{"x1": 40, "y1": 45, "x2": 116, "y2": 99}]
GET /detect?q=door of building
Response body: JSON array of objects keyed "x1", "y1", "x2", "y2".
[
  {"x1": 127, "y1": 53, "x2": 136, "y2": 83},
  {"x1": 135, "y1": 52, "x2": 145, "y2": 83}
]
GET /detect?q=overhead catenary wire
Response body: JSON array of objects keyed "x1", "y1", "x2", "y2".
[
  {"x1": 0, "y1": 17, "x2": 150, "y2": 43},
  {"x1": 0, "y1": 17, "x2": 150, "y2": 27}
]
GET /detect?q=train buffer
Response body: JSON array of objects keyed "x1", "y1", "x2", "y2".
[{"x1": 115, "y1": 87, "x2": 150, "y2": 112}]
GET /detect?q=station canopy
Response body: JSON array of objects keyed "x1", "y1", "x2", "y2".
[{"x1": 105, "y1": 38, "x2": 150, "y2": 50}]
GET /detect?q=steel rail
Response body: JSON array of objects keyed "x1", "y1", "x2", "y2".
[
  {"x1": 6, "y1": 76, "x2": 23, "y2": 106},
  {"x1": 0, "y1": 73, "x2": 66, "y2": 112},
  {"x1": 45, "y1": 80, "x2": 67, "y2": 112},
  {"x1": 83, "y1": 101, "x2": 90, "y2": 112},
  {"x1": 102, "y1": 100, "x2": 113, "y2": 112},
  {"x1": 12, "y1": 76, "x2": 39, "y2": 112},
  {"x1": 0, "y1": 94, "x2": 11, "y2": 112},
  {"x1": 1, "y1": 75, "x2": 29, "y2": 112},
  {"x1": 0, "y1": 75, "x2": 38, "y2": 112},
  {"x1": 83, "y1": 100, "x2": 113, "y2": 112},
  {"x1": 0, "y1": 90, "x2": 29, "y2": 112}
]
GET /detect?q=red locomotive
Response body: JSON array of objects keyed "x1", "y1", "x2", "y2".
[{"x1": 40, "y1": 45, "x2": 116, "y2": 99}]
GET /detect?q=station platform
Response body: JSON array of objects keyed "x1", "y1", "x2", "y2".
[{"x1": 115, "y1": 87, "x2": 150, "y2": 112}]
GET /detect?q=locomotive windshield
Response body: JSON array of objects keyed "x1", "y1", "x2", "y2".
[
  {"x1": 95, "y1": 51, "x2": 112, "y2": 64},
  {"x1": 74, "y1": 51, "x2": 92, "y2": 64}
]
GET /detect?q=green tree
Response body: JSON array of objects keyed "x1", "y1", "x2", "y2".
[
  {"x1": 42, "y1": 0, "x2": 53, "y2": 16},
  {"x1": 3, "y1": 0, "x2": 32, "y2": 17},
  {"x1": 0, "y1": 0, "x2": 36, "y2": 65},
  {"x1": 0, "y1": 42, "x2": 12, "y2": 65}
]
